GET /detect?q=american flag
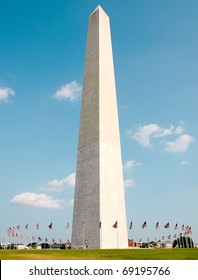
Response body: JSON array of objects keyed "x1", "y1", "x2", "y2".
[
  {"x1": 155, "y1": 222, "x2": 159, "y2": 230},
  {"x1": 66, "y1": 222, "x2": 70, "y2": 229},
  {"x1": 113, "y1": 221, "x2": 118, "y2": 228},
  {"x1": 164, "y1": 222, "x2": 170, "y2": 229},
  {"x1": 182, "y1": 224, "x2": 185, "y2": 230},
  {"x1": 174, "y1": 223, "x2": 178, "y2": 230},
  {"x1": 174, "y1": 234, "x2": 177, "y2": 238},
  {"x1": 25, "y1": 224, "x2": 28, "y2": 230},
  {"x1": 38, "y1": 237, "x2": 42, "y2": 241},
  {"x1": 48, "y1": 222, "x2": 53, "y2": 229},
  {"x1": 36, "y1": 223, "x2": 39, "y2": 230},
  {"x1": 167, "y1": 235, "x2": 171, "y2": 239},
  {"x1": 142, "y1": 221, "x2": 147, "y2": 229},
  {"x1": 82, "y1": 221, "x2": 85, "y2": 228}
]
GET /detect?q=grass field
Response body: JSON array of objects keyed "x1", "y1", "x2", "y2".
[{"x1": 0, "y1": 248, "x2": 198, "y2": 260}]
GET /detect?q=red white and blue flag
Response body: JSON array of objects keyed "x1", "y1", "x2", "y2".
[
  {"x1": 142, "y1": 221, "x2": 147, "y2": 229},
  {"x1": 66, "y1": 222, "x2": 70, "y2": 229},
  {"x1": 174, "y1": 223, "x2": 178, "y2": 230},
  {"x1": 155, "y1": 222, "x2": 159, "y2": 230},
  {"x1": 36, "y1": 223, "x2": 39, "y2": 230},
  {"x1": 48, "y1": 222, "x2": 53, "y2": 229},
  {"x1": 164, "y1": 222, "x2": 170, "y2": 229},
  {"x1": 113, "y1": 221, "x2": 118, "y2": 228}
]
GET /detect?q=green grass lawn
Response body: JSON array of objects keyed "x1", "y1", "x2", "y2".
[{"x1": 0, "y1": 248, "x2": 198, "y2": 260}]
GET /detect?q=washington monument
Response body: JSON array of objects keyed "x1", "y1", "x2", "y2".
[{"x1": 71, "y1": 6, "x2": 128, "y2": 249}]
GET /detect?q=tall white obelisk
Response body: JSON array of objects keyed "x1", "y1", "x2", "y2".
[{"x1": 72, "y1": 5, "x2": 128, "y2": 249}]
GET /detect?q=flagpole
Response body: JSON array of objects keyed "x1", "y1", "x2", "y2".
[
  {"x1": 99, "y1": 221, "x2": 102, "y2": 249},
  {"x1": 82, "y1": 221, "x2": 85, "y2": 249},
  {"x1": 146, "y1": 226, "x2": 149, "y2": 246},
  {"x1": 176, "y1": 232, "x2": 179, "y2": 248},
  {"x1": 176, "y1": 226, "x2": 179, "y2": 248},
  {"x1": 4, "y1": 231, "x2": 7, "y2": 250},
  {"x1": 158, "y1": 226, "x2": 161, "y2": 244},
  {"x1": 83, "y1": 227, "x2": 84, "y2": 248},
  {"x1": 66, "y1": 226, "x2": 67, "y2": 250},
  {"x1": 8, "y1": 235, "x2": 10, "y2": 248},
  {"x1": 191, "y1": 229, "x2": 194, "y2": 248},
  {"x1": 38, "y1": 227, "x2": 40, "y2": 248},
  {"x1": 50, "y1": 228, "x2": 52, "y2": 249},
  {"x1": 117, "y1": 220, "x2": 119, "y2": 249},
  {"x1": 14, "y1": 233, "x2": 16, "y2": 249},
  {"x1": 131, "y1": 220, "x2": 134, "y2": 246},
  {"x1": 169, "y1": 227, "x2": 171, "y2": 243},
  {"x1": 132, "y1": 227, "x2": 134, "y2": 247},
  {"x1": 181, "y1": 233, "x2": 184, "y2": 248},
  {"x1": 26, "y1": 229, "x2": 29, "y2": 245},
  {"x1": 47, "y1": 223, "x2": 52, "y2": 249},
  {"x1": 145, "y1": 220, "x2": 148, "y2": 245}
]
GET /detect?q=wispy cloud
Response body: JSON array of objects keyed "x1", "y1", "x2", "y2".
[
  {"x1": 181, "y1": 160, "x2": 188, "y2": 166},
  {"x1": 128, "y1": 124, "x2": 160, "y2": 147},
  {"x1": 11, "y1": 192, "x2": 65, "y2": 209},
  {"x1": 0, "y1": 86, "x2": 15, "y2": 102},
  {"x1": 193, "y1": 188, "x2": 198, "y2": 194},
  {"x1": 123, "y1": 160, "x2": 142, "y2": 171},
  {"x1": 67, "y1": 199, "x2": 74, "y2": 207},
  {"x1": 52, "y1": 81, "x2": 82, "y2": 101},
  {"x1": 164, "y1": 134, "x2": 194, "y2": 153},
  {"x1": 43, "y1": 173, "x2": 76, "y2": 192},
  {"x1": 128, "y1": 122, "x2": 193, "y2": 153},
  {"x1": 124, "y1": 179, "x2": 136, "y2": 188}
]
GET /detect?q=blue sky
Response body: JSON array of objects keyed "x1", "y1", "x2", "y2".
[{"x1": 1, "y1": 0, "x2": 198, "y2": 245}]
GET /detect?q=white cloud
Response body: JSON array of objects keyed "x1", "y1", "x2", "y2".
[
  {"x1": 131, "y1": 123, "x2": 185, "y2": 148},
  {"x1": 175, "y1": 125, "x2": 185, "y2": 135},
  {"x1": 181, "y1": 161, "x2": 188, "y2": 166},
  {"x1": 43, "y1": 173, "x2": 76, "y2": 192},
  {"x1": 164, "y1": 134, "x2": 194, "y2": 153},
  {"x1": 11, "y1": 192, "x2": 65, "y2": 209},
  {"x1": 124, "y1": 179, "x2": 136, "y2": 188},
  {"x1": 0, "y1": 86, "x2": 15, "y2": 102},
  {"x1": 131, "y1": 124, "x2": 160, "y2": 147},
  {"x1": 123, "y1": 160, "x2": 142, "y2": 171},
  {"x1": 53, "y1": 81, "x2": 82, "y2": 101},
  {"x1": 154, "y1": 124, "x2": 175, "y2": 138},
  {"x1": 129, "y1": 122, "x2": 193, "y2": 153}
]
